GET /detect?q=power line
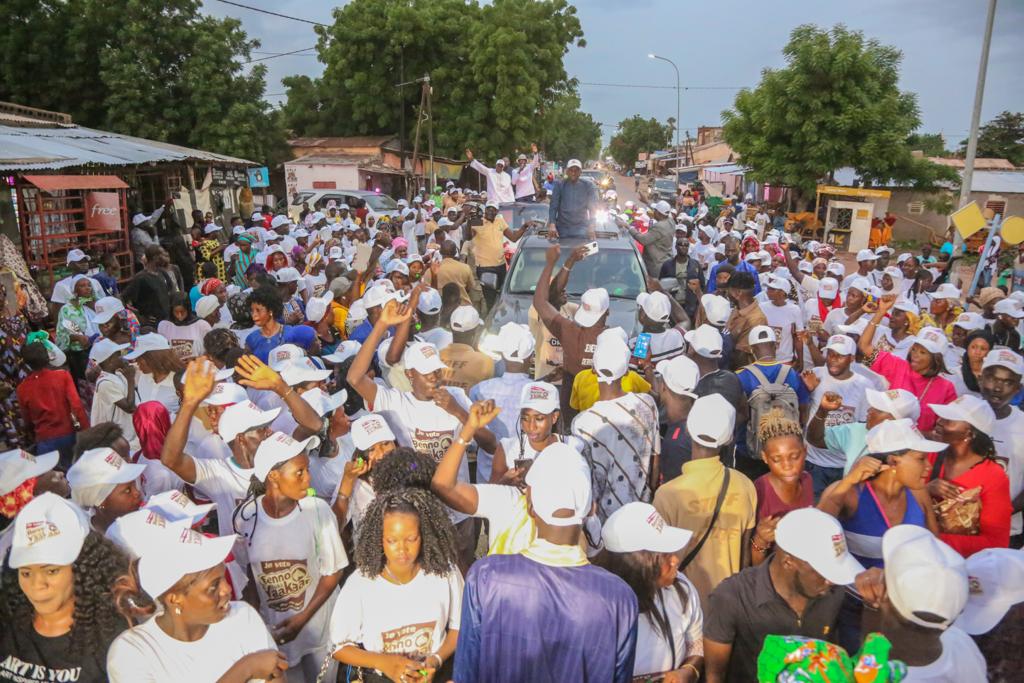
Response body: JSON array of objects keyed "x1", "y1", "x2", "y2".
[
  {"x1": 251, "y1": 49, "x2": 316, "y2": 56},
  {"x1": 578, "y1": 81, "x2": 745, "y2": 91},
  {"x1": 243, "y1": 46, "x2": 319, "y2": 64},
  {"x1": 213, "y1": 0, "x2": 328, "y2": 27}
]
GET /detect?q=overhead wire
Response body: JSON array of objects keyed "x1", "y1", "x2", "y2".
[
  {"x1": 243, "y1": 46, "x2": 319, "y2": 64},
  {"x1": 213, "y1": 0, "x2": 329, "y2": 27}
]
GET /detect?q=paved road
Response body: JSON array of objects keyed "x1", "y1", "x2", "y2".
[{"x1": 610, "y1": 170, "x2": 643, "y2": 208}]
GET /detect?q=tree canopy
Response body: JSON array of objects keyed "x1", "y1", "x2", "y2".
[
  {"x1": 722, "y1": 24, "x2": 956, "y2": 199},
  {"x1": 607, "y1": 116, "x2": 672, "y2": 168},
  {"x1": 282, "y1": 0, "x2": 588, "y2": 162},
  {"x1": 960, "y1": 111, "x2": 1024, "y2": 167},
  {"x1": 0, "y1": 0, "x2": 283, "y2": 162}
]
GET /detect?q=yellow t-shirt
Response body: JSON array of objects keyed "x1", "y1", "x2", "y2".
[
  {"x1": 653, "y1": 457, "x2": 757, "y2": 606},
  {"x1": 569, "y1": 370, "x2": 652, "y2": 412},
  {"x1": 472, "y1": 216, "x2": 508, "y2": 267},
  {"x1": 440, "y1": 343, "x2": 495, "y2": 390}
]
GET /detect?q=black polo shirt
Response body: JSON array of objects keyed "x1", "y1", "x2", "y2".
[{"x1": 703, "y1": 557, "x2": 844, "y2": 683}]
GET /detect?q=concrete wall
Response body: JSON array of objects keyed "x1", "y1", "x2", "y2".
[{"x1": 888, "y1": 189, "x2": 1024, "y2": 244}]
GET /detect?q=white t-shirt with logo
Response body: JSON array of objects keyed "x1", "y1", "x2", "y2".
[
  {"x1": 804, "y1": 367, "x2": 873, "y2": 468},
  {"x1": 157, "y1": 320, "x2": 211, "y2": 363},
  {"x1": 993, "y1": 406, "x2": 1024, "y2": 535},
  {"x1": 901, "y1": 626, "x2": 986, "y2": 682},
  {"x1": 328, "y1": 569, "x2": 463, "y2": 664},
  {"x1": 758, "y1": 300, "x2": 804, "y2": 362},
  {"x1": 633, "y1": 574, "x2": 703, "y2": 678},
  {"x1": 371, "y1": 386, "x2": 471, "y2": 482},
  {"x1": 192, "y1": 457, "x2": 253, "y2": 538},
  {"x1": 107, "y1": 601, "x2": 276, "y2": 683},
  {"x1": 236, "y1": 496, "x2": 348, "y2": 665}
]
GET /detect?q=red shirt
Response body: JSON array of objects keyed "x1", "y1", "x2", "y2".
[
  {"x1": 930, "y1": 454, "x2": 1011, "y2": 557},
  {"x1": 16, "y1": 369, "x2": 90, "y2": 441},
  {"x1": 754, "y1": 472, "x2": 814, "y2": 520}
]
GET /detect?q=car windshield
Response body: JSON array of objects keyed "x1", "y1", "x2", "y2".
[
  {"x1": 291, "y1": 191, "x2": 314, "y2": 205},
  {"x1": 499, "y1": 204, "x2": 549, "y2": 229},
  {"x1": 363, "y1": 194, "x2": 398, "y2": 210},
  {"x1": 508, "y1": 245, "x2": 646, "y2": 299},
  {"x1": 654, "y1": 179, "x2": 676, "y2": 190},
  {"x1": 581, "y1": 170, "x2": 603, "y2": 179}
]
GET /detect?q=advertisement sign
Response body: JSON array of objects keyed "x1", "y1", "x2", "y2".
[
  {"x1": 248, "y1": 167, "x2": 270, "y2": 188},
  {"x1": 84, "y1": 191, "x2": 121, "y2": 231}
]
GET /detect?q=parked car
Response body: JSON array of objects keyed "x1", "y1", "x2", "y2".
[
  {"x1": 580, "y1": 169, "x2": 615, "y2": 192},
  {"x1": 481, "y1": 225, "x2": 649, "y2": 348},
  {"x1": 284, "y1": 189, "x2": 401, "y2": 222},
  {"x1": 642, "y1": 177, "x2": 678, "y2": 205}
]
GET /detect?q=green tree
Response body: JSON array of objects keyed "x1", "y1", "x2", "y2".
[
  {"x1": 960, "y1": 111, "x2": 1024, "y2": 167},
  {"x1": 607, "y1": 115, "x2": 671, "y2": 168},
  {"x1": 279, "y1": 75, "x2": 325, "y2": 137},
  {"x1": 536, "y1": 90, "x2": 601, "y2": 162},
  {"x1": 722, "y1": 24, "x2": 956, "y2": 203},
  {"x1": 906, "y1": 133, "x2": 948, "y2": 157},
  {"x1": 0, "y1": 0, "x2": 284, "y2": 162}
]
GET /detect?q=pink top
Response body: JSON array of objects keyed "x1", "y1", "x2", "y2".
[{"x1": 871, "y1": 351, "x2": 957, "y2": 432}]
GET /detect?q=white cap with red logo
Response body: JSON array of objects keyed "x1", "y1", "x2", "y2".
[
  {"x1": 602, "y1": 502, "x2": 693, "y2": 554},
  {"x1": 573, "y1": 288, "x2": 610, "y2": 328}
]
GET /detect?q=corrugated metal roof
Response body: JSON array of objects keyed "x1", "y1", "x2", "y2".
[
  {"x1": 970, "y1": 171, "x2": 1024, "y2": 194},
  {"x1": 0, "y1": 124, "x2": 255, "y2": 171}
]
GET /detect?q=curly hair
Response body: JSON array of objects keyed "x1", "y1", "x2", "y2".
[
  {"x1": 203, "y1": 327, "x2": 241, "y2": 365},
  {"x1": 354, "y1": 487, "x2": 456, "y2": 578},
  {"x1": 0, "y1": 531, "x2": 129, "y2": 653},
  {"x1": 370, "y1": 447, "x2": 436, "y2": 493},
  {"x1": 249, "y1": 285, "x2": 283, "y2": 319},
  {"x1": 757, "y1": 407, "x2": 804, "y2": 446}
]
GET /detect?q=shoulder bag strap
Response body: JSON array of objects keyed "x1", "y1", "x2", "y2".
[
  {"x1": 680, "y1": 468, "x2": 731, "y2": 571},
  {"x1": 930, "y1": 449, "x2": 946, "y2": 481}
]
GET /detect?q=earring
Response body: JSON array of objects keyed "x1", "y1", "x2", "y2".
[{"x1": 174, "y1": 607, "x2": 181, "y2": 615}]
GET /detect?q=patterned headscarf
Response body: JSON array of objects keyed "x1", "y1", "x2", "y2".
[
  {"x1": 200, "y1": 278, "x2": 224, "y2": 296},
  {"x1": 0, "y1": 477, "x2": 36, "y2": 518},
  {"x1": 228, "y1": 292, "x2": 253, "y2": 327},
  {"x1": 757, "y1": 633, "x2": 906, "y2": 682}
]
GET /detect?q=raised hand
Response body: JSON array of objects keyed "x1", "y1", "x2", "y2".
[
  {"x1": 466, "y1": 400, "x2": 500, "y2": 431},
  {"x1": 819, "y1": 391, "x2": 843, "y2": 412},
  {"x1": 378, "y1": 299, "x2": 414, "y2": 327},
  {"x1": 545, "y1": 243, "x2": 561, "y2": 265},
  {"x1": 800, "y1": 369, "x2": 820, "y2": 393},
  {"x1": 181, "y1": 358, "x2": 216, "y2": 404},
  {"x1": 235, "y1": 354, "x2": 286, "y2": 393}
]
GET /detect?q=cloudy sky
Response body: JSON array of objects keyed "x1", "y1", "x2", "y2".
[{"x1": 205, "y1": 0, "x2": 1024, "y2": 149}]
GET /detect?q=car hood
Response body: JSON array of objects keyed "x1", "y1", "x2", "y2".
[{"x1": 483, "y1": 292, "x2": 642, "y2": 338}]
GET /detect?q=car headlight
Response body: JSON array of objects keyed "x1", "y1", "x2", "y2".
[{"x1": 595, "y1": 209, "x2": 608, "y2": 224}]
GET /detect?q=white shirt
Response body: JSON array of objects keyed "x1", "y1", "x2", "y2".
[
  {"x1": 192, "y1": 457, "x2": 253, "y2": 538},
  {"x1": 107, "y1": 602, "x2": 277, "y2": 683},
  {"x1": 804, "y1": 367, "x2": 874, "y2": 468},
  {"x1": 511, "y1": 158, "x2": 538, "y2": 199},
  {"x1": 633, "y1": 574, "x2": 704, "y2": 678},
  {"x1": 136, "y1": 372, "x2": 181, "y2": 415},
  {"x1": 469, "y1": 159, "x2": 515, "y2": 204},
  {"x1": 92, "y1": 371, "x2": 140, "y2": 451},
  {"x1": 993, "y1": 406, "x2": 1024, "y2": 535},
  {"x1": 759, "y1": 300, "x2": 804, "y2": 362},
  {"x1": 901, "y1": 627, "x2": 986, "y2": 682},
  {"x1": 305, "y1": 272, "x2": 328, "y2": 299},
  {"x1": 328, "y1": 569, "x2": 463, "y2": 662},
  {"x1": 417, "y1": 326, "x2": 453, "y2": 351},
  {"x1": 51, "y1": 275, "x2": 104, "y2": 304},
  {"x1": 236, "y1": 496, "x2": 348, "y2": 665},
  {"x1": 468, "y1": 372, "x2": 534, "y2": 482},
  {"x1": 157, "y1": 319, "x2": 211, "y2": 363},
  {"x1": 823, "y1": 307, "x2": 859, "y2": 336}
]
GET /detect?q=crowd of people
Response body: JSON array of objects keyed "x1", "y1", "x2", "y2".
[{"x1": 3, "y1": 157, "x2": 1024, "y2": 683}]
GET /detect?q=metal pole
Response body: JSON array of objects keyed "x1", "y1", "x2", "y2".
[
  {"x1": 648, "y1": 54, "x2": 680, "y2": 161},
  {"x1": 968, "y1": 214, "x2": 1002, "y2": 297},
  {"x1": 955, "y1": 0, "x2": 997, "y2": 256}
]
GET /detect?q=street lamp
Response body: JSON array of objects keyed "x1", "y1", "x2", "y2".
[{"x1": 648, "y1": 53, "x2": 680, "y2": 160}]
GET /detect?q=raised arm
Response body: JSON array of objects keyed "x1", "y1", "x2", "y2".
[
  {"x1": 431, "y1": 402, "x2": 501, "y2": 515},
  {"x1": 858, "y1": 295, "x2": 892, "y2": 359},
  {"x1": 160, "y1": 359, "x2": 216, "y2": 484},
  {"x1": 234, "y1": 354, "x2": 324, "y2": 437},
  {"x1": 466, "y1": 149, "x2": 489, "y2": 176},
  {"x1": 346, "y1": 299, "x2": 414, "y2": 407},
  {"x1": 532, "y1": 243, "x2": 563, "y2": 327},
  {"x1": 386, "y1": 284, "x2": 425, "y2": 366}
]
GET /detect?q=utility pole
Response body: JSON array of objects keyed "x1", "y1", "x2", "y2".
[
  {"x1": 400, "y1": 75, "x2": 432, "y2": 200},
  {"x1": 955, "y1": 0, "x2": 997, "y2": 255},
  {"x1": 648, "y1": 53, "x2": 680, "y2": 165}
]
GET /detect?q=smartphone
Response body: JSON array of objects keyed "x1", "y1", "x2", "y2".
[
  {"x1": 633, "y1": 332, "x2": 652, "y2": 359},
  {"x1": 582, "y1": 241, "x2": 599, "y2": 257},
  {"x1": 514, "y1": 458, "x2": 533, "y2": 473}
]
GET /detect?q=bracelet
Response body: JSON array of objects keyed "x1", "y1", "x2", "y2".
[
  {"x1": 682, "y1": 662, "x2": 701, "y2": 680},
  {"x1": 426, "y1": 653, "x2": 443, "y2": 669},
  {"x1": 456, "y1": 435, "x2": 471, "y2": 446},
  {"x1": 751, "y1": 536, "x2": 772, "y2": 553},
  {"x1": 336, "y1": 491, "x2": 350, "y2": 502},
  {"x1": 282, "y1": 387, "x2": 295, "y2": 399},
  {"x1": 813, "y1": 412, "x2": 827, "y2": 421}
]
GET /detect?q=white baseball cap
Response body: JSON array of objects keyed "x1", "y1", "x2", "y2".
[
  {"x1": 106, "y1": 509, "x2": 191, "y2": 559},
  {"x1": 883, "y1": 524, "x2": 967, "y2": 629},
  {"x1": 280, "y1": 357, "x2": 331, "y2": 386},
  {"x1": 982, "y1": 347, "x2": 1024, "y2": 377},
  {"x1": 520, "y1": 381, "x2": 560, "y2": 414},
  {"x1": 202, "y1": 381, "x2": 247, "y2": 406},
  {"x1": 217, "y1": 400, "x2": 280, "y2": 443},
  {"x1": 824, "y1": 334, "x2": 856, "y2": 357},
  {"x1": 524, "y1": 443, "x2": 591, "y2": 527},
  {"x1": 775, "y1": 508, "x2": 864, "y2": 586},
  {"x1": 305, "y1": 291, "x2": 334, "y2": 324},
  {"x1": 270, "y1": 215, "x2": 291, "y2": 229},
  {"x1": 994, "y1": 298, "x2": 1024, "y2": 318},
  {"x1": 566, "y1": 159, "x2": 583, "y2": 169},
  {"x1": 328, "y1": 246, "x2": 344, "y2": 262},
  {"x1": 417, "y1": 288, "x2": 442, "y2": 315},
  {"x1": 143, "y1": 490, "x2": 214, "y2": 527},
  {"x1": 826, "y1": 262, "x2": 846, "y2": 277},
  {"x1": 748, "y1": 325, "x2": 776, "y2": 346},
  {"x1": 274, "y1": 267, "x2": 303, "y2": 284},
  {"x1": 700, "y1": 294, "x2": 732, "y2": 327},
  {"x1": 67, "y1": 447, "x2": 145, "y2": 508},
  {"x1": 953, "y1": 311, "x2": 986, "y2": 331},
  {"x1": 686, "y1": 394, "x2": 736, "y2": 448},
  {"x1": 362, "y1": 283, "x2": 393, "y2": 310},
  {"x1": 92, "y1": 296, "x2": 126, "y2": 324},
  {"x1": 744, "y1": 251, "x2": 761, "y2": 263},
  {"x1": 798, "y1": 260, "x2": 813, "y2": 274},
  {"x1": 66, "y1": 248, "x2": 88, "y2": 264},
  {"x1": 499, "y1": 321, "x2": 535, "y2": 362},
  {"x1": 817, "y1": 277, "x2": 839, "y2": 299},
  {"x1": 592, "y1": 335, "x2": 630, "y2": 384},
  {"x1": 138, "y1": 527, "x2": 235, "y2": 599},
  {"x1": 9, "y1": 493, "x2": 90, "y2": 568},
  {"x1": 766, "y1": 276, "x2": 792, "y2": 294},
  {"x1": 892, "y1": 298, "x2": 919, "y2": 315},
  {"x1": 386, "y1": 260, "x2": 410, "y2": 276},
  {"x1": 267, "y1": 343, "x2": 305, "y2": 371},
  {"x1": 652, "y1": 200, "x2": 672, "y2": 215},
  {"x1": 684, "y1": 324, "x2": 723, "y2": 358},
  {"x1": 930, "y1": 394, "x2": 997, "y2": 433},
  {"x1": 957, "y1": 548, "x2": 1024, "y2": 635},
  {"x1": 602, "y1": 502, "x2": 693, "y2": 554},
  {"x1": 451, "y1": 305, "x2": 482, "y2": 332},
  {"x1": 0, "y1": 449, "x2": 59, "y2": 496},
  {"x1": 253, "y1": 432, "x2": 320, "y2": 481},
  {"x1": 846, "y1": 276, "x2": 871, "y2": 295},
  {"x1": 856, "y1": 248, "x2": 877, "y2": 262},
  {"x1": 865, "y1": 388, "x2": 920, "y2": 422},
  {"x1": 636, "y1": 291, "x2": 671, "y2": 324},
  {"x1": 195, "y1": 295, "x2": 220, "y2": 319},
  {"x1": 322, "y1": 340, "x2": 361, "y2": 364},
  {"x1": 911, "y1": 326, "x2": 948, "y2": 354},
  {"x1": 655, "y1": 355, "x2": 699, "y2": 398},
  {"x1": 89, "y1": 338, "x2": 128, "y2": 364},
  {"x1": 403, "y1": 341, "x2": 447, "y2": 375},
  {"x1": 351, "y1": 414, "x2": 397, "y2": 451},
  {"x1": 123, "y1": 333, "x2": 171, "y2": 360},
  {"x1": 865, "y1": 418, "x2": 945, "y2": 455},
  {"x1": 875, "y1": 246, "x2": 895, "y2": 256},
  {"x1": 293, "y1": 228, "x2": 310, "y2": 239},
  {"x1": 574, "y1": 288, "x2": 610, "y2": 328},
  {"x1": 930, "y1": 283, "x2": 960, "y2": 301}
]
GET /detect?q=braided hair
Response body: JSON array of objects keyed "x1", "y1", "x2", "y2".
[
  {"x1": 757, "y1": 407, "x2": 804, "y2": 446},
  {"x1": 354, "y1": 487, "x2": 456, "y2": 578}
]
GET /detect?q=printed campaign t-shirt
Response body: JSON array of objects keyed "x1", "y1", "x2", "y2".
[
  {"x1": 107, "y1": 601, "x2": 277, "y2": 683},
  {"x1": 192, "y1": 457, "x2": 253, "y2": 538},
  {"x1": 804, "y1": 367, "x2": 874, "y2": 469},
  {"x1": 157, "y1": 319, "x2": 211, "y2": 362},
  {"x1": 901, "y1": 626, "x2": 986, "y2": 682},
  {"x1": 91, "y1": 370, "x2": 140, "y2": 451},
  {"x1": 758, "y1": 300, "x2": 804, "y2": 363},
  {"x1": 0, "y1": 613, "x2": 108, "y2": 683},
  {"x1": 328, "y1": 569, "x2": 463, "y2": 665},
  {"x1": 236, "y1": 496, "x2": 348, "y2": 665}
]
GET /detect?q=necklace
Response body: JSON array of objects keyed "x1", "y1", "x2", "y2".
[{"x1": 383, "y1": 564, "x2": 417, "y2": 585}]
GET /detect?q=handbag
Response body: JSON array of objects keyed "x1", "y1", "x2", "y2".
[{"x1": 930, "y1": 452, "x2": 982, "y2": 535}]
